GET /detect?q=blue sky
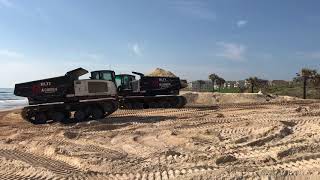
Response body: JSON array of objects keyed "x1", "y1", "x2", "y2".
[{"x1": 0, "y1": 0, "x2": 320, "y2": 87}]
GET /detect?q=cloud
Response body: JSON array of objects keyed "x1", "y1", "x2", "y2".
[
  {"x1": 296, "y1": 51, "x2": 320, "y2": 59},
  {"x1": 0, "y1": 49, "x2": 24, "y2": 59},
  {"x1": 81, "y1": 53, "x2": 104, "y2": 60},
  {"x1": 215, "y1": 42, "x2": 247, "y2": 61},
  {"x1": 237, "y1": 20, "x2": 248, "y2": 28},
  {"x1": 35, "y1": 7, "x2": 50, "y2": 24},
  {"x1": 309, "y1": 52, "x2": 320, "y2": 59},
  {"x1": 62, "y1": 52, "x2": 106, "y2": 64},
  {"x1": 171, "y1": 0, "x2": 216, "y2": 20},
  {"x1": 0, "y1": 0, "x2": 13, "y2": 8},
  {"x1": 130, "y1": 43, "x2": 143, "y2": 56},
  {"x1": 260, "y1": 53, "x2": 273, "y2": 60}
]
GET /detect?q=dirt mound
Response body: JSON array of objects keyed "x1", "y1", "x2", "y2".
[
  {"x1": 63, "y1": 131, "x2": 79, "y2": 139},
  {"x1": 1, "y1": 101, "x2": 320, "y2": 178},
  {"x1": 216, "y1": 155, "x2": 237, "y2": 165},
  {"x1": 181, "y1": 92, "x2": 303, "y2": 105},
  {"x1": 277, "y1": 145, "x2": 320, "y2": 159},
  {"x1": 147, "y1": 68, "x2": 177, "y2": 77},
  {"x1": 246, "y1": 125, "x2": 293, "y2": 147}
]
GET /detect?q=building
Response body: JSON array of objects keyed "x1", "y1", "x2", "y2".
[
  {"x1": 191, "y1": 80, "x2": 224, "y2": 91},
  {"x1": 191, "y1": 79, "x2": 257, "y2": 91},
  {"x1": 225, "y1": 81, "x2": 237, "y2": 88},
  {"x1": 269, "y1": 80, "x2": 290, "y2": 86},
  {"x1": 191, "y1": 80, "x2": 214, "y2": 91},
  {"x1": 224, "y1": 80, "x2": 246, "y2": 89}
]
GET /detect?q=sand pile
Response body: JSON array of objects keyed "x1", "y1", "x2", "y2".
[
  {"x1": 147, "y1": 68, "x2": 177, "y2": 77},
  {"x1": 1, "y1": 100, "x2": 320, "y2": 179},
  {"x1": 0, "y1": 99, "x2": 320, "y2": 179},
  {"x1": 181, "y1": 92, "x2": 302, "y2": 105}
]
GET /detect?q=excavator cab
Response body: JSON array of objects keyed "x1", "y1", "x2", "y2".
[{"x1": 115, "y1": 74, "x2": 136, "y2": 91}]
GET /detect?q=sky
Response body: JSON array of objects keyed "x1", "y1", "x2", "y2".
[{"x1": 1, "y1": 0, "x2": 320, "y2": 87}]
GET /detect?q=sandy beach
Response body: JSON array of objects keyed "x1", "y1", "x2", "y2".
[{"x1": 0, "y1": 93, "x2": 320, "y2": 179}]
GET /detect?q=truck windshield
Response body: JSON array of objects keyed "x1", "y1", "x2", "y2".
[
  {"x1": 91, "y1": 71, "x2": 114, "y2": 81},
  {"x1": 115, "y1": 76, "x2": 122, "y2": 87},
  {"x1": 102, "y1": 72, "x2": 113, "y2": 81},
  {"x1": 123, "y1": 76, "x2": 131, "y2": 89}
]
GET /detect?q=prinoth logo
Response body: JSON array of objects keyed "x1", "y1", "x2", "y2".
[{"x1": 32, "y1": 84, "x2": 41, "y2": 95}]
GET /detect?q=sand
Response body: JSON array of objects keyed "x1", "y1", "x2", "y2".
[
  {"x1": 182, "y1": 92, "x2": 302, "y2": 105},
  {"x1": 147, "y1": 68, "x2": 177, "y2": 77},
  {"x1": 0, "y1": 93, "x2": 320, "y2": 179}
]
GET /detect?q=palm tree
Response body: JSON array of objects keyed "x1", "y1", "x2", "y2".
[
  {"x1": 297, "y1": 68, "x2": 317, "y2": 99},
  {"x1": 216, "y1": 77, "x2": 226, "y2": 92},
  {"x1": 293, "y1": 77, "x2": 303, "y2": 84},
  {"x1": 209, "y1": 74, "x2": 219, "y2": 92},
  {"x1": 256, "y1": 79, "x2": 269, "y2": 91},
  {"x1": 312, "y1": 74, "x2": 320, "y2": 98},
  {"x1": 246, "y1": 77, "x2": 258, "y2": 93}
]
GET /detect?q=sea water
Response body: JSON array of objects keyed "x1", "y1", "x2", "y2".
[{"x1": 0, "y1": 88, "x2": 28, "y2": 110}]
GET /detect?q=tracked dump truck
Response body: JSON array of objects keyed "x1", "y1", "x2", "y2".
[
  {"x1": 14, "y1": 68, "x2": 118, "y2": 124},
  {"x1": 91, "y1": 70, "x2": 187, "y2": 109},
  {"x1": 15, "y1": 68, "x2": 187, "y2": 124}
]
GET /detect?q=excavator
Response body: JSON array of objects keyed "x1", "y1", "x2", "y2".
[{"x1": 91, "y1": 70, "x2": 187, "y2": 109}]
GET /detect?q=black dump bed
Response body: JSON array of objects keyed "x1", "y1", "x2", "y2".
[
  {"x1": 139, "y1": 76, "x2": 182, "y2": 95},
  {"x1": 14, "y1": 68, "x2": 88, "y2": 105}
]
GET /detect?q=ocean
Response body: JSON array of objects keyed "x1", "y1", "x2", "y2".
[{"x1": 0, "y1": 88, "x2": 28, "y2": 110}]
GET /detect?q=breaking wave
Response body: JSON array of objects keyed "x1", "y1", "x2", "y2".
[{"x1": 0, "y1": 99, "x2": 28, "y2": 110}]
